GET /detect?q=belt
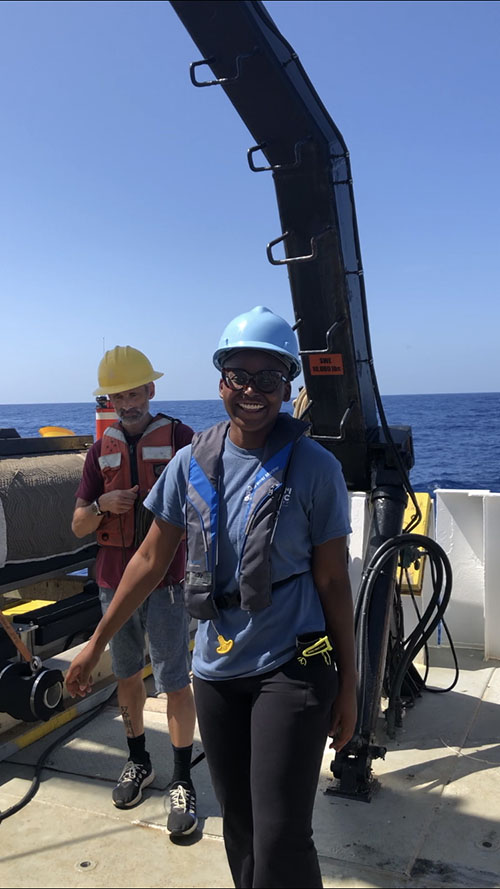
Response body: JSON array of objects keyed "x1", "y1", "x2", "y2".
[{"x1": 214, "y1": 572, "x2": 309, "y2": 611}]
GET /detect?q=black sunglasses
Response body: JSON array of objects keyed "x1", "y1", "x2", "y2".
[{"x1": 221, "y1": 368, "x2": 289, "y2": 394}]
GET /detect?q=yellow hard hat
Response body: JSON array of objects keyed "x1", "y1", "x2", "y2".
[{"x1": 93, "y1": 346, "x2": 164, "y2": 396}]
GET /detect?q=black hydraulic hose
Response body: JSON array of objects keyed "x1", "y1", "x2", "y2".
[
  {"x1": 0, "y1": 687, "x2": 118, "y2": 823},
  {"x1": 354, "y1": 533, "x2": 454, "y2": 737},
  {"x1": 418, "y1": 616, "x2": 460, "y2": 694},
  {"x1": 389, "y1": 538, "x2": 452, "y2": 731},
  {"x1": 405, "y1": 563, "x2": 459, "y2": 694},
  {"x1": 399, "y1": 561, "x2": 459, "y2": 694}
]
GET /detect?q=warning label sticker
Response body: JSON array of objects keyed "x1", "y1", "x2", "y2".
[{"x1": 308, "y1": 354, "x2": 344, "y2": 375}]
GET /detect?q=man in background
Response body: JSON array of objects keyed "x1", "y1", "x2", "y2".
[{"x1": 71, "y1": 345, "x2": 197, "y2": 836}]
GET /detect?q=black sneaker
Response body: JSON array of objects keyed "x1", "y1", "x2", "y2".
[
  {"x1": 166, "y1": 780, "x2": 198, "y2": 835},
  {"x1": 112, "y1": 759, "x2": 155, "y2": 809}
]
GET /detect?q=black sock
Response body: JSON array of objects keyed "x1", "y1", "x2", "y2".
[
  {"x1": 127, "y1": 733, "x2": 150, "y2": 766},
  {"x1": 171, "y1": 743, "x2": 193, "y2": 785}
]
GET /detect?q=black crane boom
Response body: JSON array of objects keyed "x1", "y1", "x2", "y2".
[{"x1": 171, "y1": 0, "x2": 417, "y2": 801}]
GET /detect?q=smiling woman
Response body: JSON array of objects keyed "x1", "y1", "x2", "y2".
[
  {"x1": 65, "y1": 303, "x2": 356, "y2": 889},
  {"x1": 219, "y1": 350, "x2": 292, "y2": 449},
  {"x1": 213, "y1": 304, "x2": 301, "y2": 447}
]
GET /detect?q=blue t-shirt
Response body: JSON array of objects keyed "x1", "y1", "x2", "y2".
[{"x1": 145, "y1": 431, "x2": 351, "y2": 680}]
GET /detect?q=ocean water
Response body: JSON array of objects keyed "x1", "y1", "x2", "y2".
[{"x1": 1, "y1": 393, "x2": 499, "y2": 496}]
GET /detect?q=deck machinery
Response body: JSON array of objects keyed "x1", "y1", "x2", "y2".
[
  {"x1": 171, "y1": 0, "x2": 422, "y2": 801},
  {"x1": 0, "y1": 431, "x2": 99, "y2": 721}
]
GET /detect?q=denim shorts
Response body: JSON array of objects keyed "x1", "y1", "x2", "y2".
[{"x1": 98, "y1": 583, "x2": 191, "y2": 693}]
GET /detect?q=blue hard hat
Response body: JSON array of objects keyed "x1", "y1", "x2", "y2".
[{"x1": 213, "y1": 306, "x2": 301, "y2": 380}]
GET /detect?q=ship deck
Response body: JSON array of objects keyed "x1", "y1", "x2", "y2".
[{"x1": 0, "y1": 645, "x2": 499, "y2": 889}]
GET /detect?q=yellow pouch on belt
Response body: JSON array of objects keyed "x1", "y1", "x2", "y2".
[{"x1": 296, "y1": 632, "x2": 333, "y2": 666}]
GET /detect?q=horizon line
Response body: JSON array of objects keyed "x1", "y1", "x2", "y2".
[{"x1": 1, "y1": 391, "x2": 500, "y2": 407}]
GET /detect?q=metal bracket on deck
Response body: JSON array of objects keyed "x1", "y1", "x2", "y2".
[{"x1": 327, "y1": 740, "x2": 387, "y2": 802}]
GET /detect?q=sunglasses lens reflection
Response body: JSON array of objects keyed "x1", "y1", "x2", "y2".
[{"x1": 223, "y1": 369, "x2": 285, "y2": 393}]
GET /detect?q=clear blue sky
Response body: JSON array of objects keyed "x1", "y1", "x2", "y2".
[{"x1": 1, "y1": 0, "x2": 499, "y2": 404}]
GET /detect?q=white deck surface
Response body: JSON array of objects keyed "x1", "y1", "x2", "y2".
[{"x1": 0, "y1": 647, "x2": 499, "y2": 889}]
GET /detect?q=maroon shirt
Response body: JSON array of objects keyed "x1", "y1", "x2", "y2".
[{"x1": 76, "y1": 418, "x2": 194, "y2": 589}]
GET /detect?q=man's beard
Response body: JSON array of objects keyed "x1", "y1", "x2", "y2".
[{"x1": 118, "y1": 408, "x2": 148, "y2": 427}]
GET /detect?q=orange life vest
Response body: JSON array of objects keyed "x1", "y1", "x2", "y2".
[{"x1": 97, "y1": 414, "x2": 175, "y2": 547}]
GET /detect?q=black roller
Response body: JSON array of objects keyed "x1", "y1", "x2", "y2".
[{"x1": 0, "y1": 661, "x2": 64, "y2": 722}]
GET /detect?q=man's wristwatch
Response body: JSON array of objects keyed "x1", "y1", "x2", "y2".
[{"x1": 91, "y1": 499, "x2": 104, "y2": 516}]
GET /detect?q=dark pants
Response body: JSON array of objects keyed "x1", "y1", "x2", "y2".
[{"x1": 193, "y1": 653, "x2": 338, "y2": 889}]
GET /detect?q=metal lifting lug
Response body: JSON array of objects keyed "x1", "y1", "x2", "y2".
[
  {"x1": 311, "y1": 402, "x2": 355, "y2": 443},
  {"x1": 247, "y1": 137, "x2": 311, "y2": 173},
  {"x1": 266, "y1": 227, "x2": 332, "y2": 266},
  {"x1": 189, "y1": 48, "x2": 259, "y2": 87},
  {"x1": 299, "y1": 320, "x2": 346, "y2": 355}
]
